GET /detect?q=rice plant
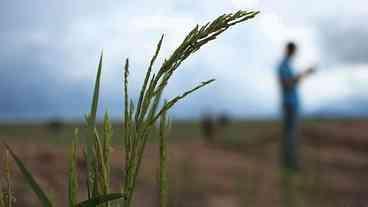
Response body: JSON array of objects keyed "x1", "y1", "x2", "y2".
[
  {"x1": 159, "y1": 109, "x2": 170, "y2": 207},
  {"x1": 0, "y1": 150, "x2": 13, "y2": 207},
  {"x1": 1, "y1": 10, "x2": 258, "y2": 207}
]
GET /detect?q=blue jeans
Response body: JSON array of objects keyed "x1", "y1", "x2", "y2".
[{"x1": 281, "y1": 103, "x2": 299, "y2": 171}]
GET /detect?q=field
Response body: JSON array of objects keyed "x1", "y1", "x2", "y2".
[{"x1": 1, "y1": 119, "x2": 367, "y2": 207}]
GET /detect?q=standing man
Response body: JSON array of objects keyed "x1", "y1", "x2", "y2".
[{"x1": 278, "y1": 42, "x2": 315, "y2": 172}]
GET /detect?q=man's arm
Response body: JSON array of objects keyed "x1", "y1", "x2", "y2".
[{"x1": 282, "y1": 67, "x2": 315, "y2": 88}]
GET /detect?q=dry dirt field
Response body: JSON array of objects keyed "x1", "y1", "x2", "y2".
[{"x1": 0, "y1": 119, "x2": 367, "y2": 207}]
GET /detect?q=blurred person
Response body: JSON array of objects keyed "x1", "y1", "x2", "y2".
[
  {"x1": 217, "y1": 112, "x2": 230, "y2": 128},
  {"x1": 278, "y1": 42, "x2": 315, "y2": 171},
  {"x1": 200, "y1": 112, "x2": 215, "y2": 143}
]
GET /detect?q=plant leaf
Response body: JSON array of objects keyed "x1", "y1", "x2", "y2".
[
  {"x1": 75, "y1": 193, "x2": 124, "y2": 207},
  {"x1": 86, "y1": 52, "x2": 104, "y2": 195},
  {"x1": 68, "y1": 129, "x2": 79, "y2": 207},
  {"x1": 152, "y1": 79, "x2": 215, "y2": 123},
  {"x1": 89, "y1": 51, "x2": 104, "y2": 125},
  {"x1": 3, "y1": 143, "x2": 53, "y2": 207},
  {"x1": 159, "y1": 108, "x2": 169, "y2": 207}
]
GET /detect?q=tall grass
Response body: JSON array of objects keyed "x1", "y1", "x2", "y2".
[
  {"x1": 1, "y1": 10, "x2": 258, "y2": 207},
  {"x1": 0, "y1": 150, "x2": 13, "y2": 207},
  {"x1": 159, "y1": 109, "x2": 170, "y2": 207}
]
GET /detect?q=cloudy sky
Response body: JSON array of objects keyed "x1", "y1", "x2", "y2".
[{"x1": 1, "y1": 0, "x2": 368, "y2": 121}]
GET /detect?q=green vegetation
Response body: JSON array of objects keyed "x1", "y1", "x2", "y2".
[
  {"x1": 0, "y1": 10, "x2": 258, "y2": 207},
  {"x1": 159, "y1": 109, "x2": 169, "y2": 207},
  {"x1": 0, "y1": 150, "x2": 12, "y2": 207}
]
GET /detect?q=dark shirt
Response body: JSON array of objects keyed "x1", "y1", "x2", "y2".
[{"x1": 278, "y1": 57, "x2": 299, "y2": 107}]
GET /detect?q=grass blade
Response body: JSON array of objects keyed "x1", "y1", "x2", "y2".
[
  {"x1": 152, "y1": 79, "x2": 215, "y2": 123},
  {"x1": 75, "y1": 193, "x2": 124, "y2": 207},
  {"x1": 89, "y1": 51, "x2": 104, "y2": 125},
  {"x1": 86, "y1": 52, "x2": 104, "y2": 196},
  {"x1": 135, "y1": 35, "x2": 164, "y2": 123},
  {"x1": 123, "y1": 58, "x2": 130, "y2": 167},
  {"x1": 159, "y1": 109, "x2": 169, "y2": 207},
  {"x1": 0, "y1": 182, "x2": 4, "y2": 207},
  {"x1": 3, "y1": 143, "x2": 53, "y2": 207},
  {"x1": 103, "y1": 112, "x2": 112, "y2": 189},
  {"x1": 69, "y1": 129, "x2": 79, "y2": 207},
  {"x1": 3, "y1": 149, "x2": 12, "y2": 207},
  {"x1": 93, "y1": 128, "x2": 109, "y2": 196}
]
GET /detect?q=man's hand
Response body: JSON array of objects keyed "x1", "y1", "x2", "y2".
[
  {"x1": 283, "y1": 65, "x2": 317, "y2": 89},
  {"x1": 300, "y1": 66, "x2": 317, "y2": 79},
  {"x1": 305, "y1": 67, "x2": 316, "y2": 75}
]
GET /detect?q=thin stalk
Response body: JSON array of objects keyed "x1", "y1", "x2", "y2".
[{"x1": 159, "y1": 110, "x2": 169, "y2": 207}]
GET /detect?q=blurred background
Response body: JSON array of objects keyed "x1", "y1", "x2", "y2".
[{"x1": 1, "y1": 0, "x2": 367, "y2": 206}]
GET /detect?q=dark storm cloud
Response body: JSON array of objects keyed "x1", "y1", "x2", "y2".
[
  {"x1": 0, "y1": 0, "x2": 112, "y2": 120},
  {"x1": 0, "y1": 49, "x2": 91, "y2": 120},
  {"x1": 0, "y1": 2, "x2": 89, "y2": 120},
  {"x1": 318, "y1": 18, "x2": 368, "y2": 64}
]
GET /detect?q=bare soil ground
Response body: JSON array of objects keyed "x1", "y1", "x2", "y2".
[{"x1": 1, "y1": 120, "x2": 367, "y2": 207}]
